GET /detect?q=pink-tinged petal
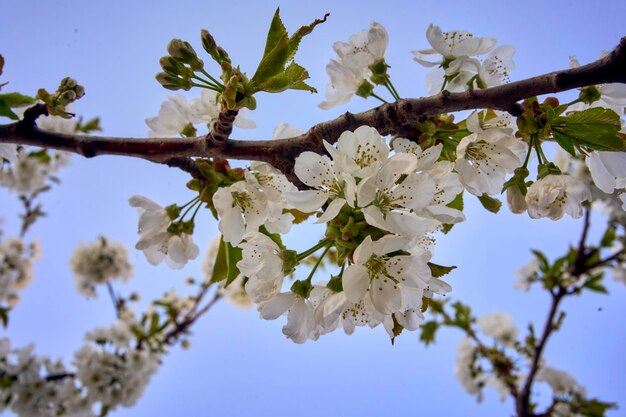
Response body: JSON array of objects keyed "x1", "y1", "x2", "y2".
[
  {"x1": 258, "y1": 293, "x2": 295, "y2": 320},
  {"x1": 343, "y1": 265, "x2": 369, "y2": 302}
]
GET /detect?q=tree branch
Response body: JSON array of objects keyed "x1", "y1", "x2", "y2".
[{"x1": 1, "y1": 36, "x2": 625, "y2": 180}]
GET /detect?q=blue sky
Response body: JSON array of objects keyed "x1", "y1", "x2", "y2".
[{"x1": 1, "y1": 1, "x2": 626, "y2": 416}]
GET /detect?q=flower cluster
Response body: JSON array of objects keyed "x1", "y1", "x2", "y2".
[
  {"x1": 320, "y1": 21, "x2": 389, "y2": 109},
  {"x1": 70, "y1": 237, "x2": 134, "y2": 298},
  {"x1": 0, "y1": 320, "x2": 161, "y2": 417},
  {"x1": 413, "y1": 24, "x2": 515, "y2": 95},
  {"x1": 0, "y1": 231, "x2": 41, "y2": 309},
  {"x1": 129, "y1": 195, "x2": 200, "y2": 269},
  {"x1": 221, "y1": 126, "x2": 465, "y2": 343}
]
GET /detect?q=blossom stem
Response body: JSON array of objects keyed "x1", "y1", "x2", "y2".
[
  {"x1": 191, "y1": 81, "x2": 220, "y2": 91},
  {"x1": 370, "y1": 92, "x2": 388, "y2": 104},
  {"x1": 191, "y1": 75, "x2": 221, "y2": 91},
  {"x1": 296, "y1": 238, "x2": 332, "y2": 262},
  {"x1": 305, "y1": 242, "x2": 332, "y2": 283},
  {"x1": 522, "y1": 135, "x2": 535, "y2": 169},
  {"x1": 180, "y1": 199, "x2": 201, "y2": 220},
  {"x1": 179, "y1": 196, "x2": 201, "y2": 211},
  {"x1": 199, "y1": 69, "x2": 225, "y2": 90},
  {"x1": 384, "y1": 77, "x2": 401, "y2": 101},
  {"x1": 189, "y1": 201, "x2": 202, "y2": 222}
]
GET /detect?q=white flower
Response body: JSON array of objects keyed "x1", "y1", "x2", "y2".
[
  {"x1": 477, "y1": 311, "x2": 519, "y2": 346},
  {"x1": 238, "y1": 232, "x2": 285, "y2": 302},
  {"x1": 358, "y1": 153, "x2": 440, "y2": 238},
  {"x1": 326, "y1": 125, "x2": 390, "y2": 179},
  {"x1": 570, "y1": 54, "x2": 626, "y2": 115},
  {"x1": 70, "y1": 237, "x2": 133, "y2": 298},
  {"x1": 244, "y1": 162, "x2": 298, "y2": 234},
  {"x1": 129, "y1": 195, "x2": 199, "y2": 269},
  {"x1": 507, "y1": 185, "x2": 528, "y2": 214},
  {"x1": 258, "y1": 292, "x2": 317, "y2": 344},
  {"x1": 0, "y1": 148, "x2": 68, "y2": 195},
  {"x1": 319, "y1": 59, "x2": 366, "y2": 109},
  {"x1": 0, "y1": 236, "x2": 40, "y2": 308},
  {"x1": 213, "y1": 181, "x2": 269, "y2": 245},
  {"x1": 479, "y1": 45, "x2": 515, "y2": 87},
  {"x1": 146, "y1": 95, "x2": 193, "y2": 137},
  {"x1": 454, "y1": 337, "x2": 484, "y2": 401},
  {"x1": 413, "y1": 24, "x2": 497, "y2": 67},
  {"x1": 536, "y1": 365, "x2": 586, "y2": 397},
  {"x1": 332, "y1": 21, "x2": 388, "y2": 71},
  {"x1": 319, "y1": 22, "x2": 388, "y2": 109},
  {"x1": 287, "y1": 148, "x2": 356, "y2": 224},
  {"x1": 525, "y1": 175, "x2": 591, "y2": 220},
  {"x1": 343, "y1": 235, "x2": 431, "y2": 315},
  {"x1": 189, "y1": 89, "x2": 255, "y2": 129},
  {"x1": 514, "y1": 258, "x2": 539, "y2": 291},
  {"x1": 455, "y1": 127, "x2": 525, "y2": 196},
  {"x1": 272, "y1": 122, "x2": 304, "y2": 140},
  {"x1": 585, "y1": 151, "x2": 626, "y2": 194},
  {"x1": 0, "y1": 144, "x2": 18, "y2": 164}
]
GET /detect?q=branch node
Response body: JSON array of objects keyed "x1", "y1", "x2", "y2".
[{"x1": 20, "y1": 103, "x2": 48, "y2": 127}]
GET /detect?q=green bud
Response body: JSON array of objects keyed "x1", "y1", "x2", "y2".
[
  {"x1": 165, "y1": 204, "x2": 181, "y2": 220},
  {"x1": 155, "y1": 72, "x2": 192, "y2": 91},
  {"x1": 327, "y1": 274, "x2": 343, "y2": 293},
  {"x1": 290, "y1": 279, "x2": 313, "y2": 299},
  {"x1": 579, "y1": 86, "x2": 601, "y2": 105},
  {"x1": 356, "y1": 79, "x2": 374, "y2": 99},
  {"x1": 167, "y1": 39, "x2": 204, "y2": 71},
  {"x1": 281, "y1": 249, "x2": 298, "y2": 275},
  {"x1": 181, "y1": 220, "x2": 195, "y2": 234},
  {"x1": 477, "y1": 194, "x2": 502, "y2": 214},
  {"x1": 181, "y1": 123, "x2": 197, "y2": 138},
  {"x1": 537, "y1": 162, "x2": 562, "y2": 180}
]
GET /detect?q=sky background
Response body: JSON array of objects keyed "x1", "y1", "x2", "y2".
[{"x1": 1, "y1": 0, "x2": 626, "y2": 416}]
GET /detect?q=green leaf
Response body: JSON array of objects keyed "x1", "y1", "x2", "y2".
[
  {"x1": 428, "y1": 262, "x2": 457, "y2": 278},
  {"x1": 451, "y1": 301, "x2": 473, "y2": 331},
  {"x1": 477, "y1": 193, "x2": 501, "y2": 213},
  {"x1": 552, "y1": 107, "x2": 625, "y2": 151},
  {"x1": 256, "y1": 62, "x2": 316, "y2": 93},
  {"x1": 224, "y1": 241, "x2": 243, "y2": 287},
  {"x1": 531, "y1": 249, "x2": 550, "y2": 273},
  {"x1": 0, "y1": 98, "x2": 18, "y2": 120},
  {"x1": 583, "y1": 274, "x2": 608, "y2": 294},
  {"x1": 390, "y1": 314, "x2": 404, "y2": 345},
  {"x1": 262, "y1": 8, "x2": 288, "y2": 59},
  {"x1": 286, "y1": 12, "x2": 329, "y2": 62},
  {"x1": 576, "y1": 398, "x2": 617, "y2": 417},
  {"x1": 553, "y1": 130, "x2": 577, "y2": 157},
  {"x1": 252, "y1": 31, "x2": 289, "y2": 83},
  {"x1": 600, "y1": 226, "x2": 616, "y2": 248},
  {"x1": 0, "y1": 307, "x2": 9, "y2": 328},
  {"x1": 209, "y1": 237, "x2": 228, "y2": 284},
  {"x1": 442, "y1": 192, "x2": 463, "y2": 234},
  {"x1": 75, "y1": 116, "x2": 102, "y2": 134},
  {"x1": 0, "y1": 92, "x2": 36, "y2": 107},
  {"x1": 419, "y1": 321, "x2": 439, "y2": 346}
]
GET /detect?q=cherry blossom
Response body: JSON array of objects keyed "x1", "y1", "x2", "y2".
[{"x1": 525, "y1": 175, "x2": 592, "y2": 220}]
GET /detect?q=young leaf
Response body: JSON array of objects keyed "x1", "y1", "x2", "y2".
[
  {"x1": 552, "y1": 108, "x2": 625, "y2": 152},
  {"x1": 428, "y1": 262, "x2": 457, "y2": 278},
  {"x1": 0, "y1": 99, "x2": 18, "y2": 120},
  {"x1": 252, "y1": 31, "x2": 289, "y2": 83},
  {"x1": 256, "y1": 62, "x2": 316, "y2": 93},
  {"x1": 0, "y1": 92, "x2": 36, "y2": 107},
  {"x1": 477, "y1": 194, "x2": 501, "y2": 213},
  {"x1": 224, "y1": 241, "x2": 243, "y2": 287},
  {"x1": 286, "y1": 12, "x2": 329, "y2": 62},
  {"x1": 210, "y1": 237, "x2": 228, "y2": 284},
  {"x1": 262, "y1": 8, "x2": 288, "y2": 58},
  {"x1": 419, "y1": 321, "x2": 440, "y2": 346},
  {"x1": 553, "y1": 130, "x2": 577, "y2": 157},
  {"x1": 442, "y1": 192, "x2": 463, "y2": 234}
]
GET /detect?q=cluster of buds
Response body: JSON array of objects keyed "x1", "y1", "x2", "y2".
[{"x1": 36, "y1": 77, "x2": 85, "y2": 118}]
